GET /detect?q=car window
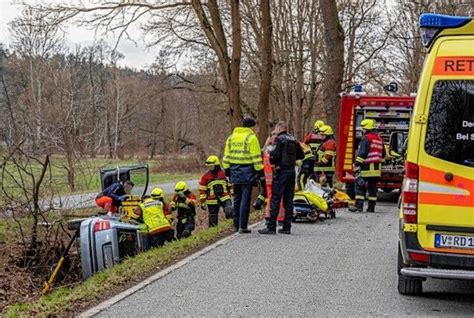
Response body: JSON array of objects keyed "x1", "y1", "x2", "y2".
[{"x1": 424, "y1": 80, "x2": 474, "y2": 167}]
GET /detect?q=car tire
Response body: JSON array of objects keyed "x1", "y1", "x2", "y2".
[{"x1": 397, "y1": 245, "x2": 423, "y2": 295}]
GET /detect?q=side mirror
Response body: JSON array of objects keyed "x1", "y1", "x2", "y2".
[{"x1": 389, "y1": 132, "x2": 405, "y2": 157}]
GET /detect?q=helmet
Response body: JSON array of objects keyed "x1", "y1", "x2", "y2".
[
  {"x1": 360, "y1": 119, "x2": 377, "y2": 130},
  {"x1": 319, "y1": 125, "x2": 334, "y2": 135},
  {"x1": 314, "y1": 120, "x2": 325, "y2": 129},
  {"x1": 175, "y1": 181, "x2": 189, "y2": 193},
  {"x1": 151, "y1": 187, "x2": 164, "y2": 199},
  {"x1": 205, "y1": 155, "x2": 221, "y2": 166}
]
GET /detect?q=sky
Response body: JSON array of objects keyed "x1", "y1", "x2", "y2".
[{"x1": 0, "y1": 0, "x2": 158, "y2": 69}]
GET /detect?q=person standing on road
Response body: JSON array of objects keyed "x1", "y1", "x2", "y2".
[
  {"x1": 199, "y1": 155, "x2": 233, "y2": 227},
  {"x1": 349, "y1": 119, "x2": 386, "y2": 213},
  {"x1": 223, "y1": 117, "x2": 264, "y2": 233},
  {"x1": 314, "y1": 125, "x2": 337, "y2": 188},
  {"x1": 259, "y1": 121, "x2": 304, "y2": 235},
  {"x1": 95, "y1": 180, "x2": 134, "y2": 215},
  {"x1": 170, "y1": 181, "x2": 197, "y2": 238}
]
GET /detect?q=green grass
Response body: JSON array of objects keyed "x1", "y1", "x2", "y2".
[
  {"x1": 4, "y1": 211, "x2": 263, "y2": 317},
  {"x1": 1, "y1": 157, "x2": 200, "y2": 201}
]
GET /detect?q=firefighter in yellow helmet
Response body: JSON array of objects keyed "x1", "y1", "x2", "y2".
[
  {"x1": 223, "y1": 117, "x2": 264, "y2": 233},
  {"x1": 303, "y1": 120, "x2": 326, "y2": 155},
  {"x1": 349, "y1": 119, "x2": 386, "y2": 213},
  {"x1": 135, "y1": 188, "x2": 174, "y2": 248},
  {"x1": 199, "y1": 155, "x2": 233, "y2": 227},
  {"x1": 314, "y1": 125, "x2": 337, "y2": 187},
  {"x1": 170, "y1": 181, "x2": 197, "y2": 238}
]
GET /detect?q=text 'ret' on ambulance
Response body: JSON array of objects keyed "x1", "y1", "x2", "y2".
[{"x1": 398, "y1": 13, "x2": 474, "y2": 295}]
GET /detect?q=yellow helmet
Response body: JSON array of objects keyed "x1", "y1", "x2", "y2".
[
  {"x1": 361, "y1": 119, "x2": 377, "y2": 130},
  {"x1": 319, "y1": 125, "x2": 334, "y2": 135},
  {"x1": 151, "y1": 187, "x2": 164, "y2": 199},
  {"x1": 175, "y1": 181, "x2": 189, "y2": 193},
  {"x1": 205, "y1": 155, "x2": 221, "y2": 166},
  {"x1": 314, "y1": 120, "x2": 325, "y2": 129}
]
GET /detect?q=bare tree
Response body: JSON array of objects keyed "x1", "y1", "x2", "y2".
[{"x1": 319, "y1": 0, "x2": 345, "y2": 130}]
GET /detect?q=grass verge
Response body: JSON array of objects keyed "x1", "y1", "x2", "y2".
[{"x1": 5, "y1": 211, "x2": 263, "y2": 317}]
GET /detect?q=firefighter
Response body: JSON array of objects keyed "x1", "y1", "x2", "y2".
[
  {"x1": 170, "y1": 181, "x2": 197, "y2": 238},
  {"x1": 349, "y1": 119, "x2": 386, "y2": 213},
  {"x1": 199, "y1": 155, "x2": 233, "y2": 227},
  {"x1": 303, "y1": 120, "x2": 325, "y2": 155},
  {"x1": 136, "y1": 188, "x2": 174, "y2": 248},
  {"x1": 95, "y1": 180, "x2": 134, "y2": 215},
  {"x1": 314, "y1": 125, "x2": 337, "y2": 188},
  {"x1": 223, "y1": 117, "x2": 264, "y2": 233},
  {"x1": 259, "y1": 121, "x2": 304, "y2": 235},
  {"x1": 297, "y1": 142, "x2": 316, "y2": 191}
]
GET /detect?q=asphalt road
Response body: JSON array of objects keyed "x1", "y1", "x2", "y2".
[
  {"x1": 39, "y1": 179, "x2": 200, "y2": 210},
  {"x1": 95, "y1": 195, "x2": 474, "y2": 317}
]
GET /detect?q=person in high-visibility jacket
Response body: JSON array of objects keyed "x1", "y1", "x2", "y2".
[
  {"x1": 303, "y1": 120, "x2": 325, "y2": 155},
  {"x1": 314, "y1": 125, "x2": 336, "y2": 187},
  {"x1": 136, "y1": 188, "x2": 174, "y2": 248},
  {"x1": 349, "y1": 119, "x2": 387, "y2": 213},
  {"x1": 223, "y1": 117, "x2": 264, "y2": 233},
  {"x1": 170, "y1": 181, "x2": 197, "y2": 238},
  {"x1": 199, "y1": 155, "x2": 233, "y2": 227},
  {"x1": 297, "y1": 142, "x2": 316, "y2": 191}
]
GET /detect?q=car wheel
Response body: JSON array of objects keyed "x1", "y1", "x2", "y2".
[{"x1": 397, "y1": 245, "x2": 423, "y2": 295}]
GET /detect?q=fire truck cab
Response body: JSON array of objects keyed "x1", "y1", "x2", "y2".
[{"x1": 336, "y1": 89, "x2": 415, "y2": 198}]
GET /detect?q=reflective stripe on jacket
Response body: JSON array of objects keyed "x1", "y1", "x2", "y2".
[
  {"x1": 222, "y1": 127, "x2": 263, "y2": 171},
  {"x1": 170, "y1": 192, "x2": 197, "y2": 218},
  {"x1": 315, "y1": 138, "x2": 336, "y2": 172},
  {"x1": 355, "y1": 132, "x2": 385, "y2": 178},
  {"x1": 303, "y1": 132, "x2": 325, "y2": 155},
  {"x1": 199, "y1": 169, "x2": 231, "y2": 205},
  {"x1": 139, "y1": 198, "x2": 171, "y2": 235}
]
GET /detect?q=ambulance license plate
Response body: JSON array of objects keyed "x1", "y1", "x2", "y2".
[{"x1": 435, "y1": 234, "x2": 474, "y2": 249}]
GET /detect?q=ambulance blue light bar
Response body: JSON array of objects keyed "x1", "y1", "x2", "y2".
[{"x1": 419, "y1": 13, "x2": 471, "y2": 48}]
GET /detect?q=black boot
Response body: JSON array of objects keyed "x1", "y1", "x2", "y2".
[
  {"x1": 367, "y1": 201, "x2": 376, "y2": 213},
  {"x1": 258, "y1": 228, "x2": 276, "y2": 235}
]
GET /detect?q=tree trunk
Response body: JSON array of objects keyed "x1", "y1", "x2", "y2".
[
  {"x1": 257, "y1": 0, "x2": 273, "y2": 143},
  {"x1": 191, "y1": 0, "x2": 242, "y2": 129},
  {"x1": 319, "y1": 0, "x2": 345, "y2": 131}
]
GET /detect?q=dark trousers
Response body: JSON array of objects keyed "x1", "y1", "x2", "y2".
[
  {"x1": 208, "y1": 204, "x2": 220, "y2": 227},
  {"x1": 297, "y1": 159, "x2": 315, "y2": 190},
  {"x1": 268, "y1": 169, "x2": 296, "y2": 231},
  {"x1": 176, "y1": 216, "x2": 195, "y2": 239},
  {"x1": 233, "y1": 184, "x2": 252, "y2": 230},
  {"x1": 149, "y1": 230, "x2": 175, "y2": 248},
  {"x1": 355, "y1": 177, "x2": 378, "y2": 209}
]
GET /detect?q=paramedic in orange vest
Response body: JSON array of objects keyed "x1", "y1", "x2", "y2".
[
  {"x1": 349, "y1": 119, "x2": 387, "y2": 213},
  {"x1": 314, "y1": 125, "x2": 336, "y2": 187}
]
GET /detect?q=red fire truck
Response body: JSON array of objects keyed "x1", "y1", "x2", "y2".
[{"x1": 336, "y1": 88, "x2": 415, "y2": 198}]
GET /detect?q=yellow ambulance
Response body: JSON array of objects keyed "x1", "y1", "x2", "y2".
[{"x1": 398, "y1": 13, "x2": 474, "y2": 295}]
